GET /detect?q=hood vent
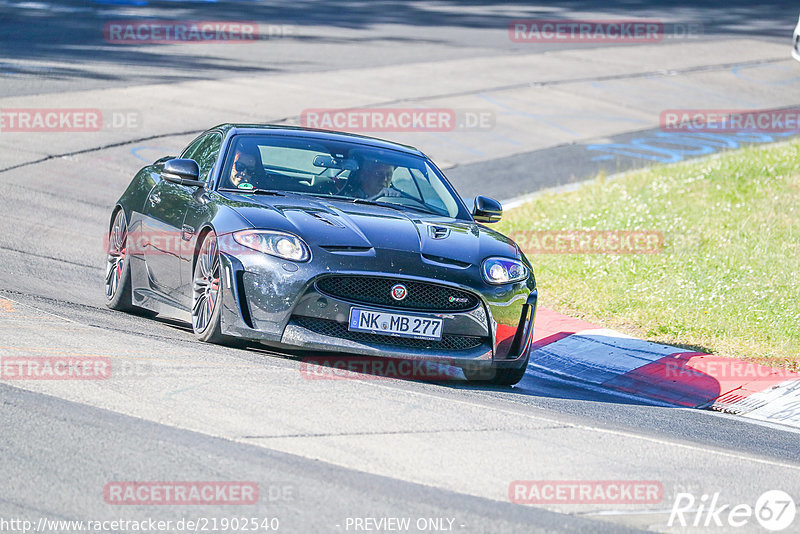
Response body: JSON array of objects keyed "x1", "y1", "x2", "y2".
[
  {"x1": 421, "y1": 253, "x2": 471, "y2": 269},
  {"x1": 310, "y1": 211, "x2": 345, "y2": 227},
  {"x1": 320, "y1": 245, "x2": 374, "y2": 255}
]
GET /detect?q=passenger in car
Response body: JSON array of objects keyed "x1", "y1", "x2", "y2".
[{"x1": 340, "y1": 158, "x2": 396, "y2": 199}]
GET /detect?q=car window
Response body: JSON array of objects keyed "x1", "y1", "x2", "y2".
[
  {"x1": 184, "y1": 133, "x2": 222, "y2": 182},
  {"x1": 390, "y1": 168, "x2": 424, "y2": 201},
  {"x1": 260, "y1": 146, "x2": 326, "y2": 177},
  {"x1": 218, "y1": 134, "x2": 467, "y2": 219},
  {"x1": 180, "y1": 135, "x2": 206, "y2": 159},
  {"x1": 409, "y1": 168, "x2": 449, "y2": 212}
]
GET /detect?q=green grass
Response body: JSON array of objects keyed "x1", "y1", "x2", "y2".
[{"x1": 498, "y1": 140, "x2": 800, "y2": 369}]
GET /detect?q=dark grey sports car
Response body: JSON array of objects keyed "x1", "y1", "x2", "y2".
[{"x1": 105, "y1": 124, "x2": 537, "y2": 385}]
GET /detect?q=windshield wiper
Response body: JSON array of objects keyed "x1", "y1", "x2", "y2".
[
  {"x1": 390, "y1": 203, "x2": 442, "y2": 216},
  {"x1": 360, "y1": 199, "x2": 443, "y2": 216},
  {"x1": 350, "y1": 198, "x2": 404, "y2": 210},
  {"x1": 219, "y1": 188, "x2": 285, "y2": 196},
  {"x1": 296, "y1": 193, "x2": 400, "y2": 209},
  {"x1": 297, "y1": 193, "x2": 440, "y2": 215}
]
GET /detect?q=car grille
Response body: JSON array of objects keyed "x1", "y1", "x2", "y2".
[
  {"x1": 294, "y1": 316, "x2": 486, "y2": 352},
  {"x1": 315, "y1": 276, "x2": 480, "y2": 312}
]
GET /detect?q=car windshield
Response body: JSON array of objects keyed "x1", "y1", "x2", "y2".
[{"x1": 219, "y1": 134, "x2": 466, "y2": 218}]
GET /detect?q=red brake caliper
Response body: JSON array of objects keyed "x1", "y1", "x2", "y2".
[
  {"x1": 116, "y1": 246, "x2": 125, "y2": 278},
  {"x1": 207, "y1": 278, "x2": 219, "y2": 313}
]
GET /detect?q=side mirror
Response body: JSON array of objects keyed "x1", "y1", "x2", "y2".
[
  {"x1": 472, "y1": 195, "x2": 502, "y2": 223},
  {"x1": 161, "y1": 158, "x2": 204, "y2": 187}
]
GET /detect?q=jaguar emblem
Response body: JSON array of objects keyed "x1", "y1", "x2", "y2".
[{"x1": 391, "y1": 284, "x2": 408, "y2": 301}]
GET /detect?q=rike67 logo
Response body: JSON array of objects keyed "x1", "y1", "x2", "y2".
[{"x1": 668, "y1": 490, "x2": 796, "y2": 531}]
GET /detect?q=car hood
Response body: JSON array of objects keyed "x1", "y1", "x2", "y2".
[{"x1": 217, "y1": 192, "x2": 520, "y2": 264}]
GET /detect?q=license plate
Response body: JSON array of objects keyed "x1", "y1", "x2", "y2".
[{"x1": 348, "y1": 308, "x2": 443, "y2": 340}]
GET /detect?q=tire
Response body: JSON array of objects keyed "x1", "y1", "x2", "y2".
[
  {"x1": 191, "y1": 231, "x2": 228, "y2": 344},
  {"x1": 464, "y1": 353, "x2": 529, "y2": 386},
  {"x1": 105, "y1": 209, "x2": 156, "y2": 317}
]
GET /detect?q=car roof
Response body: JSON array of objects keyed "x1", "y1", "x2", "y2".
[{"x1": 211, "y1": 124, "x2": 425, "y2": 156}]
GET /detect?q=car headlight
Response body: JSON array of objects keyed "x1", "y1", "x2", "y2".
[
  {"x1": 233, "y1": 230, "x2": 311, "y2": 262},
  {"x1": 482, "y1": 257, "x2": 528, "y2": 284}
]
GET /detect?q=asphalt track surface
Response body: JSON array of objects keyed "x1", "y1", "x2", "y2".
[{"x1": 2, "y1": 1, "x2": 800, "y2": 533}]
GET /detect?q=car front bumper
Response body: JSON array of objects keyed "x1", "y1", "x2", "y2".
[{"x1": 216, "y1": 243, "x2": 537, "y2": 371}]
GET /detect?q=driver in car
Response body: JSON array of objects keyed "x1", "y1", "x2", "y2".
[
  {"x1": 341, "y1": 159, "x2": 397, "y2": 199},
  {"x1": 229, "y1": 148, "x2": 259, "y2": 188}
]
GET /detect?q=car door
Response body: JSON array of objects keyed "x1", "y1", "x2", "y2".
[
  {"x1": 177, "y1": 132, "x2": 223, "y2": 303},
  {"x1": 141, "y1": 133, "x2": 219, "y2": 296}
]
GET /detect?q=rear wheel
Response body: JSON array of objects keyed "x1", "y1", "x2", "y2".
[
  {"x1": 192, "y1": 231, "x2": 227, "y2": 344},
  {"x1": 105, "y1": 209, "x2": 156, "y2": 317}
]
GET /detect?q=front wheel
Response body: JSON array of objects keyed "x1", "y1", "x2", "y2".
[{"x1": 191, "y1": 231, "x2": 227, "y2": 344}]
